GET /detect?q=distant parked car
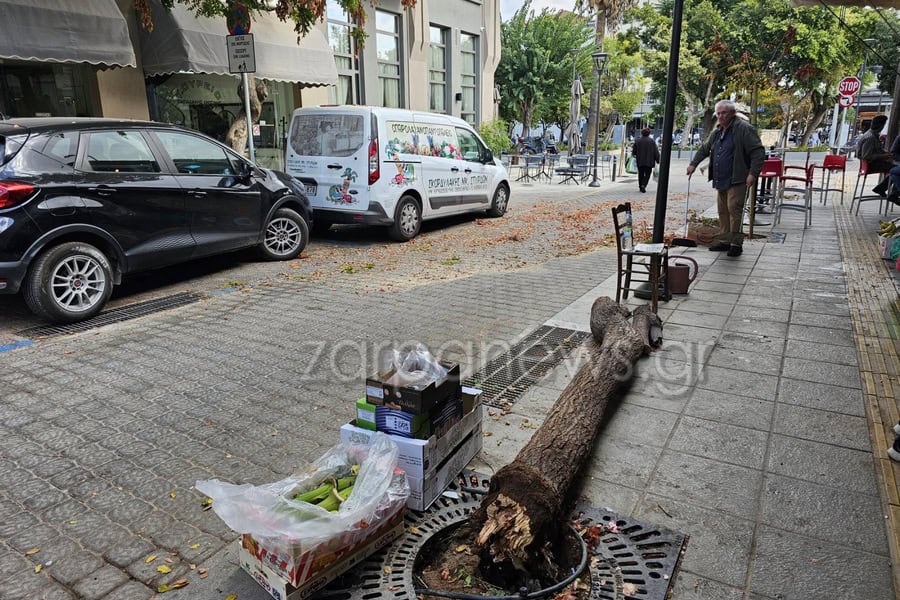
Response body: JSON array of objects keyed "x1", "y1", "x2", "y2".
[{"x1": 0, "y1": 118, "x2": 312, "y2": 323}]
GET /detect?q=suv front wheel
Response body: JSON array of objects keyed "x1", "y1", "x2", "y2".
[
  {"x1": 23, "y1": 242, "x2": 113, "y2": 323},
  {"x1": 259, "y1": 208, "x2": 309, "y2": 260}
]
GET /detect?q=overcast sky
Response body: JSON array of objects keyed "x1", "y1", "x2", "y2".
[{"x1": 499, "y1": 0, "x2": 577, "y2": 20}]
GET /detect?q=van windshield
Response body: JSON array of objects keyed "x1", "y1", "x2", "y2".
[{"x1": 289, "y1": 114, "x2": 365, "y2": 158}]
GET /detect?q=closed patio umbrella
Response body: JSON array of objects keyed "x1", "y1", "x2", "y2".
[{"x1": 566, "y1": 77, "x2": 585, "y2": 155}]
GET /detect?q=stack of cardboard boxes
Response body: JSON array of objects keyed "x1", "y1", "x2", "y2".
[
  {"x1": 237, "y1": 356, "x2": 484, "y2": 599},
  {"x1": 343, "y1": 360, "x2": 484, "y2": 511}
]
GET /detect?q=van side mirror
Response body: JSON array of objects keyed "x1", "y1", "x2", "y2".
[{"x1": 483, "y1": 149, "x2": 494, "y2": 164}]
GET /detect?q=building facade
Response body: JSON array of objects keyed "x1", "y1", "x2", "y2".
[{"x1": 0, "y1": 0, "x2": 500, "y2": 169}]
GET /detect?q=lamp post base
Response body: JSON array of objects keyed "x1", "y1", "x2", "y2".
[{"x1": 589, "y1": 179, "x2": 602, "y2": 187}]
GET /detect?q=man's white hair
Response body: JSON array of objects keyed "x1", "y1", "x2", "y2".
[{"x1": 715, "y1": 99, "x2": 736, "y2": 112}]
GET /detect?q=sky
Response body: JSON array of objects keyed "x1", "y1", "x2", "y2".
[{"x1": 499, "y1": 0, "x2": 577, "y2": 20}]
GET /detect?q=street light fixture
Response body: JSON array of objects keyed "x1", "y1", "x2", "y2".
[{"x1": 589, "y1": 51, "x2": 609, "y2": 188}]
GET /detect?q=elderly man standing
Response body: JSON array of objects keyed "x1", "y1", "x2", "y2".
[{"x1": 686, "y1": 100, "x2": 765, "y2": 257}]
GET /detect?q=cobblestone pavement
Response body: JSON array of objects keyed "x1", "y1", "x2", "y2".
[{"x1": 0, "y1": 167, "x2": 709, "y2": 598}]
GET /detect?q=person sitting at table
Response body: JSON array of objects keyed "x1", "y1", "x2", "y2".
[{"x1": 857, "y1": 115, "x2": 893, "y2": 198}]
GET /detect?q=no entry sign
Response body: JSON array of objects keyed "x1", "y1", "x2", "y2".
[{"x1": 838, "y1": 76, "x2": 861, "y2": 97}]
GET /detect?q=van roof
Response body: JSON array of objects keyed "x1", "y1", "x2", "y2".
[{"x1": 291, "y1": 106, "x2": 472, "y2": 129}]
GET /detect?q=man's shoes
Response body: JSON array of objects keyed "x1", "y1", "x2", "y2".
[
  {"x1": 639, "y1": 187, "x2": 645, "y2": 193},
  {"x1": 708, "y1": 243, "x2": 730, "y2": 251},
  {"x1": 889, "y1": 434, "x2": 900, "y2": 462},
  {"x1": 888, "y1": 193, "x2": 900, "y2": 207},
  {"x1": 893, "y1": 422, "x2": 900, "y2": 435},
  {"x1": 873, "y1": 184, "x2": 888, "y2": 198},
  {"x1": 726, "y1": 245, "x2": 743, "y2": 257}
]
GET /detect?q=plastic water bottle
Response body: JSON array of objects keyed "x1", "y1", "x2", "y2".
[{"x1": 622, "y1": 211, "x2": 634, "y2": 250}]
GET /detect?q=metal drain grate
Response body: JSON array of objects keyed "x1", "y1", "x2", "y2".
[
  {"x1": 17, "y1": 292, "x2": 203, "y2": 338},
  {"x1": 463, "y1": 325, "x2": 590, "y2": 409},
  {"x1": 316, "y1": 471, "x2": 686, "y2": 600}
]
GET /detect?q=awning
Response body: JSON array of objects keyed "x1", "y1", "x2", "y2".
[
  {"x1": 0, "y1": 0, "x2": 136, "y2": 68},
  {"x1": 138, "y1": 1, "x2": 338, "y2": 86}
]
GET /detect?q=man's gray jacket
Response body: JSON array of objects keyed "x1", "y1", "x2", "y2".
[{"x1": 690, "y1": 118, "x2": 765, "y2": 186}]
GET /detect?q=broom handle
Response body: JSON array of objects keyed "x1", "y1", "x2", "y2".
[{"x1": 683, "y1": 175, "x2": 691, "y2": 238}]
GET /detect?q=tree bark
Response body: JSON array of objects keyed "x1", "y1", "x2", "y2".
[
  {"x1": 225, "y1": 74, "x2": 269, "y2": 155},
  {"x1": 469, "y1": 297, "x2": 662, "y2": 578}
]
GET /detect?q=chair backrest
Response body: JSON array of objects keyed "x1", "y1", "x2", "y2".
[
  {"x1": 611, "y1": 202, "x2": 632, "y2": 253},
  {"x1": 525, "y1": 155, "x2": 544, "y2": 168},
  {"x1": 807, "y1": 151, "x2": 827, "y2": 166},
  {"x1": 822, "y1": 154, "x2": 846, "y2": 169},
  {"x1": 571, "y1": 156, "x2": 590, "y2": 170},
  {"x1": 804, "y1": 163, "x2": 816, "y2": 183},
  {"x1": 783, "y1": 151, "x2": 808, "y2": 168},
  {"x1": 859, "y1": 159, "x2": 869, "y2": 176},
  {"x1": 760, "y1": 158, "x2": 783, "y2": 178}
]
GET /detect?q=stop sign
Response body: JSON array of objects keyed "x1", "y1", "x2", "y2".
[{"x1": 838, "y1": 76, "x2": 861, "y2": 97}]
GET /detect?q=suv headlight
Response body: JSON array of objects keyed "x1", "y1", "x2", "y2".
[{"x1": 0, "y1": 217, "x2": 13, "y2": 233}]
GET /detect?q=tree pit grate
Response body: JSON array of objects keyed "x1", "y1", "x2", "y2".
[
  {"x1": 18, "y1": 292, "x2": 203, "y2": 338},
  {"x1": 315, "y1": 471, "x2": 687, "y2": 600},
  {"x1": 463, "y1": 326, "x2": 590, "y2": 409}
]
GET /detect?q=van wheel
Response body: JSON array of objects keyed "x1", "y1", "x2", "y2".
[
  {"x1": 389, "y1": 195, "x2": 421, "y2": 241},
  {"x1": 259, "y1": 208, "x2": 308, "y2": 260},
  {"x1": 23, "y1": 242, "x2": 113, "y2": 323},
  {"x1": 487, "y1": 184, "x2": 509, "y2": 218}
]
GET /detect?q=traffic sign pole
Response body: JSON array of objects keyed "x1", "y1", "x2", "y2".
[{"x1": 242, "y1": 72, "x2": 255, "y2": 163}]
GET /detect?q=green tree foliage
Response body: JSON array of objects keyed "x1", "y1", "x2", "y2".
[
  {"x1": 478, "y1": 119, "x2": 513, "y2": 156},
  {"x1": 496, "y1": 2, "x2": 594, "y2": 137}
]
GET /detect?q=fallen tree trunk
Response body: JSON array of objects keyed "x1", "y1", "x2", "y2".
[{"x1": 469, "y1": 297, "x2": 662, "y2": 580}]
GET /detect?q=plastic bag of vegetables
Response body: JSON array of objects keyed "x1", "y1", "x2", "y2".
[{"x1": 196, "y1": 432, "x2": 408, "y2": 559}]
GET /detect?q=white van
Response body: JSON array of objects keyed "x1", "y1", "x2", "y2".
[{"x1": 285, "y1": 107, "x2": 510, "y2": 241}]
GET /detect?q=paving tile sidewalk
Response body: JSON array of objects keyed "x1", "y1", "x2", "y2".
[{"x1": 475, "y1": 189, "x2": 900, "y2": 599}]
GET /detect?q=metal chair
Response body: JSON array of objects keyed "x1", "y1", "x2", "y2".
[
  {"x1": 782, "y1": 151, "x2": 809, "y2": 177},
  {"x1": 851, "y1": 160, "x2": 892, "y2": 215},
  {"x1": 612, "y1": 202, "x2": 669, "y2": 313},
  {"x1": 813, "y1": 155, "x2": 847, "y2": 205},
  {"x1": 598, "y1": 154, "x2": 614, "y2": 180},
  {"x1": 775, "y1": 163, "x2": 814, "y2": 228},
  {"x1": 543, "y1": 153, "x2": 560, "y2": 182},
  {"x1": 757, "y1": 157, "x2": 783, "y2": 214},
  {"x1": 556, "y1": 155, "x2": 589, "y2": 185},
  {"x1": 517, "y1": 155, "x2": 544, "y2": 183}
]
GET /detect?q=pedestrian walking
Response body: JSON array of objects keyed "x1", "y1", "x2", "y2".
[
  {"x1": 632, "y1": 127, "x2": 659, "y2": 193},
  {"x1": 857, "y1": 115, "x2": 894, "y2": 199},
  {"x1": 686, "y1": 99, "x2": 765, "y2": 257}
]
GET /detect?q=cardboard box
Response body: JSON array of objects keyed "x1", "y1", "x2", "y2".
[
  {"x1": 340, "y1": 388, "x2": 482, "y2": 480},
  {"x1": 430, "y1": 394, "x2": 463, "y2": 439},
  {"x1": 237, "y1": 503, "x2": 405, "y2": 600},
  {"x1": 405, "y1": 421, "x2": 484, "y2": 511},
  {"x1": 462, "y1": 386, "x2": 481, "y2": 415},
  {"x1": 366, "y1": 361, "x2": 461, "y2": 414},
  {"x1": 238, "y1": 516, "x2": 404, "y2": 600},
  {"x1": 354, "y1": 398, "x2": 377, "y2": 431},
  {"x1": 358, "y1": 398, "x2": 431, "y2": 438}
]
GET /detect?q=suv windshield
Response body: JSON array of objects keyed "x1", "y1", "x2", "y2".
[{"x1": 289, "y1": 114, "x2": 364, "y2": 158}]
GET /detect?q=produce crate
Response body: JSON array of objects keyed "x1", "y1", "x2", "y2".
[
  {"x1": 341, "y1": 387, "x2": 482, "y2": 481},
  {"x1": 238, "y1": 501, "x2": 405, "y2": 599}
]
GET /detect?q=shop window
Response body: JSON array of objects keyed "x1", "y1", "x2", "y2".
[
  {"x1": 327, "y1": 0, "x2": 361, "y2": 105},
  {"x1": 460, "y1": 33, "x2": 479, "y2": 125},
  {"x1": 155, "y1": 131, "x2": 235, "y2": 175},
  {"x1": 376, "y1": 10, "x2": 403, "y2": 108},
  {"x1": 83, "y1": 131, "x2": 160, "y2": 173},
  {"x1": 429, "y1": 26, "x2": 448, "y2": 114},
  {"x1": 0, "y1": 62, "x2": 94, "y2": 118}
]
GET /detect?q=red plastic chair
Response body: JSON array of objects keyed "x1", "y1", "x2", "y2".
[
  {"x1": 851, "y1": 160, "x2": 892, "y2": 215},
  {"x1": 814, "y1": 155, "x2": 846, "y2": 206},
  {"x1": 776, "y1": 164, "x2": 814, "y2": 228},
  {"x1": 757, "y1": 158, "x2": 783, "y2": 213}
]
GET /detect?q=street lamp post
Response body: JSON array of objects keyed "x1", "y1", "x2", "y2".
[{"x1": 589, "y1": 51, "x2": 609, "y2": 188}]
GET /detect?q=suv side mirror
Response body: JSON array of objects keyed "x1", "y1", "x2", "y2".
[{"x1": 483, "y1": 149, "x2": 494, "y2": 164}]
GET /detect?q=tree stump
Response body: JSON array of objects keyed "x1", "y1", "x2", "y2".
[{"x1": 468, "y1": 297, "x2": 662, "y2": 581}]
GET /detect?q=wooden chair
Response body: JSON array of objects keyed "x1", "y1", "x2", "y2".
[{"x1": 612, "y1": 202, "x2": 669, "y2": 312}]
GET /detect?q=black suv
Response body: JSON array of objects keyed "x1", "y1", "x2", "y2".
[{"x1": 0, "y1": 118, "x2": 312, "y2": 323}]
